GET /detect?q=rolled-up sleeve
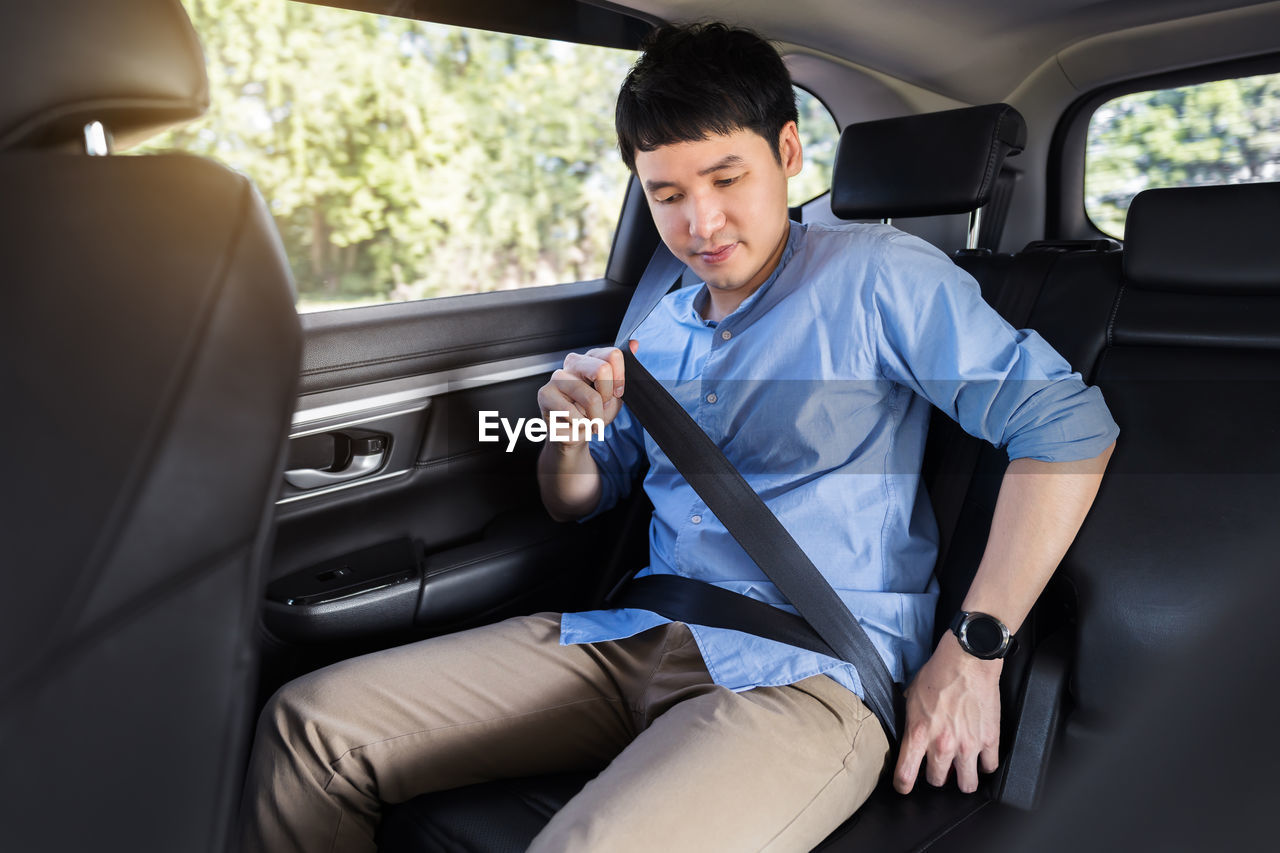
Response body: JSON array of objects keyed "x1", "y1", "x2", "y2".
[
  {"x1": 578, "y1": 401, "x2": 647, "y2": 522},
  {"x1": 872, "y1": 232, "x2": 1119, "y2": 462}
]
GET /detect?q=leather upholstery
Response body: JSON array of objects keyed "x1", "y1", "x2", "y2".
[
  {"x1": 378, "y1": 773, "x2": 595, "y2": 852},
  {"x1": 0, "y1": 152, "x2": 301, "y2": 853},
  {"x1": 1023, "y1": 251, "x2": 1123, "y2": 375},
  {"x1": 1123, "y1": 182, "x2": 1280, "y2": 294},
  {"x1": 380, "y1": 771, "x2": 1000, "y2": 852},
  {"x1": 0, "y1": 2, "x2": 301, "y2": 850},
  {"x1": 0, "y1": 0, "x2": 207, "y2": 151},
  {"x1": 1111, "y1": 286, "x2": 1280, "y2": 350},
  {"x1": 1024, "y1": 185, "x2": 1280, "y2": 752},
  {"x1": 830, "y1": 104, "x2": 1027, "y2": 219}
]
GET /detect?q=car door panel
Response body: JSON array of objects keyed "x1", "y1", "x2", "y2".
[{"x1": 261, "y1": 277, "x2": 640, "y2": 674}]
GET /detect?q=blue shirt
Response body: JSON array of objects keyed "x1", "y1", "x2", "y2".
[{"x1": 560, "y1": 221, "x2": 1119, "y2": 701}]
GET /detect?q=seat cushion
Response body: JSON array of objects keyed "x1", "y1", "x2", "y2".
[{"x1": 378, "y1": 773, "x2": 1003, "y2": 852}]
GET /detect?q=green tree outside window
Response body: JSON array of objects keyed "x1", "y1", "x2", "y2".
[
  {"x1": 1086, "y1": 73, "x2": 1280, "y2": 239},
  {"x1": 142, "y1": 1, "x2": 844, "y2": 312}
]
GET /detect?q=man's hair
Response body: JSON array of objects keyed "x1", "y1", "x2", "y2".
[{"x1": 615, "y1": 22, "x2": 799, "y2": 172}]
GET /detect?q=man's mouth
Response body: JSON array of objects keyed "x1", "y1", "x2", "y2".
[{"x1": 697, "y1": 242, "x2": 737, "y2": 264}]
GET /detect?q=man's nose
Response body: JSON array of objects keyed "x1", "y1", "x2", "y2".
[{"x1": 688, "y1": 194, "x2": 725, "y2": 241}]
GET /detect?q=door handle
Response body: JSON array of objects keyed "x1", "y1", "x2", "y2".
[{"x1": 285, "y1": 434, "x2": 387, "y2": 490}]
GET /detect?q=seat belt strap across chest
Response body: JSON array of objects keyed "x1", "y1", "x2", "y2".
[
  {"x1": 608, "y1": 243, "x2": 902, "y2": 742},
  {"x1": 613, "y1": 243, "x2": 688, "y2": 349}
]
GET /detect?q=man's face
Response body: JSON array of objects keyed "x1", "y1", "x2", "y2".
[{"x1": 635, "y1": 123, "x2": 802, "y2": 313}]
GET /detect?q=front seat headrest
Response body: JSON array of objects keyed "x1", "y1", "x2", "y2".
[
  {"x1": 830, "y1": 103, "x2": 1026, "y2": 220},
  {"x1": 0, "y1": 0, "x2": 208, "y2": 152}
]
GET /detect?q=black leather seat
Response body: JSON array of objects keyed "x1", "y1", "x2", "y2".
[
  {"x1": 928, "y1": 180, "x2": 1280, "y2": 850},
  {"x1": 1036, "y1": 181, "x2": 1280, "y2": 758},
  {"x1": 0, "y1": 2, "x2": 301, "y2": 851}
]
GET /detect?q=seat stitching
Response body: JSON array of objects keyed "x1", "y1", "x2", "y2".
[
  {"x1": 979, "y1": 108, "x2": 1007, "y2": 199},
  {"x1": 1106, "y1": 281, "x2": 1126, "y2": 348}
]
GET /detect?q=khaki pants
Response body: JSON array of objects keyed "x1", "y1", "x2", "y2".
[{"x1": 239, "y1": 613, "x2": 889, "y2": 853}]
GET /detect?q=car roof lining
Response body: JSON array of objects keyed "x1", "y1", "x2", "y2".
[{"x1": 615, "y1": 0, "x2": 1280, "y2": 104}]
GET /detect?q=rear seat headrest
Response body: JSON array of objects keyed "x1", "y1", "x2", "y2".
[
  {"x1": 1124, "y1": 183, "x2": 1280, "y2": 295},
  {"x1": 830, "y1": 103, "x2": 1026, "y2": 220},
  {"x1": 0, "y1": 0, "x2": 208, "y2": 152}
]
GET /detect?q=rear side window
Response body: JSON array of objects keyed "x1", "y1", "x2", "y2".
[
  {"x1": 789, "y1": 87, "x2": 840, "y2": 207},
  {"x1": 1084, "y1": 71, "x2": 1280, "y2": 238},
  {"x1": 141, "y1": 0, "x2": 637, "y2": 312}
]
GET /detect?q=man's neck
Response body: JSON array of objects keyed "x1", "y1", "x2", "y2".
[{"x1": 698, "y1": 221, "x2": 792, "y2": 324}]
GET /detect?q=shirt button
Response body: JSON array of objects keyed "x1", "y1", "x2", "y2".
[
  {"x1": 720, "y1": 329, "x2": 732, "y2": 341},
  {"x1": 706, "y1": 392, "x2": 717, "y2": 404},
  {"x1": 691, "y1": 515, "x2": 702, "y2": 524}
]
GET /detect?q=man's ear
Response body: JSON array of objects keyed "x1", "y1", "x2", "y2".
[{"x1": 779, "y1": 120, "x2": 803, "y2": 178}]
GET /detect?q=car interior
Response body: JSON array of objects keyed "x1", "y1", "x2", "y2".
[{"x1": 2, "y1": 1, "x2": 1277, "y2": 851}]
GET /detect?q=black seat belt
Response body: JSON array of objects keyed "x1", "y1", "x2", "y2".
[
  {"x1": 614, "y1": 243, "x2": 688, "y2": 345},
  {"x1": 607, "y1": 244, "x2": 903, "y2": 742}
]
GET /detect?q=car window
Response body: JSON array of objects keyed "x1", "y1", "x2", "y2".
[
  {"x1": 789, "y1": 87, "x2": 840, "y2": 208},
  {"x1": 137, "y1": 0, "x2": 638, "y2": 313},
  {"x1": 1084, "y1": 70, "x2": 1280, "y2": 238}
]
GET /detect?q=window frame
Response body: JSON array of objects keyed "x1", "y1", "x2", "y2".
[{"x1": 1048, "y1": 50, "x2": 1280, "y2": 241}]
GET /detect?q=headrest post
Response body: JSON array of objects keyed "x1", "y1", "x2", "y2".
[
  {"x1": 880, "y1": 217, "x2": 892, "y2": 226},
  {"x1": 84, "y1": 121, "x2": 112, "y2": 156},
  {"x1": 1, "y1": 3, "x2": 208, "y2": 153},
  {"x1": 966, "y1": 207, "x2": 983, "y2": 251}
]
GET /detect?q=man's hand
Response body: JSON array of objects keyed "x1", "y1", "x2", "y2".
[
  {"x1": 535, "y1": 341, "x2": 639, "y2": 521},
  {"x1": 893, "y1": 632, "x2": 1002, "y2": 795},
  {"x1": 535, "y1": 341, "x2": 638, "y2": 450}
]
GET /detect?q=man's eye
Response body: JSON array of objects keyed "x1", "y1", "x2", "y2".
[
  {"x1": 656, "y1": 194, "x2": 681, "y2": 205},
  {"x1": 715, "y1": 176, "x2": 741, "y2": 187}
]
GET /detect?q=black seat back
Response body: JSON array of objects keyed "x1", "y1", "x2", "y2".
[
  {"x1": 0, "y1": 2, "x2": 301, "y2": 850},
  {"x1": 1053, "y1": 182, "x2": 1280, "y2": 746}
]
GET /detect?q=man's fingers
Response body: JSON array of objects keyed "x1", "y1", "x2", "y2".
[
  {"x1": 574, "y1": 348, "x2": 629, "y2": 402},
  {"x1": 925, "y1": 732, "x2": 957, "y2": 788},
  {"x1": 953, "y1": 751, "x2": 980, "y2": 794},
  {"x1": 614, "y1": 343, "x2": 636, "y2": 397},
  {"x1": 979, "y1": 742, "x2": 1000, "y2": 775},
  {"x1": 539, "y1": 379, "x2": 590, "y2": 422},
  {"x1": 548, "y1": 369, "x2": 604, "y2": 421},
  {"x1": 594, "y1": 361, "x2": 614, "y2": 402},
  {"x1": 925, "y1": 752, "x2": 952, "y2": 788},
  {"x1": 893, "y1": 728, "x2": 928, "y2": 794},
  {"x1": 565, "y1": 379, "x2": 607, "y2": 422}
]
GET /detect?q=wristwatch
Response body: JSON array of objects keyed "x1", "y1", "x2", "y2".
[{"x1": 948, "y1": 611, "x2": 1018, "y2": 660}]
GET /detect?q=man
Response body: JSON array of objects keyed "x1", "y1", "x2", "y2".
[{"x1": 241, "y1": 22, "x2": 1117, "y2": 853}]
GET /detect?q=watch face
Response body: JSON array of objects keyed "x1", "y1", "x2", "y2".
[{"x1": 964, "y1": 615, "x2": 1005, "y2": 656}]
